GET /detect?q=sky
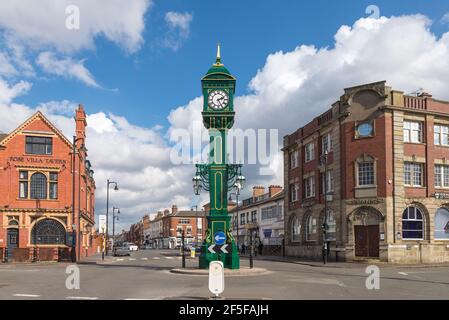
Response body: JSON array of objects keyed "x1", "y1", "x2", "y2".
[{"x1": 0, "y1": 0, "x2": 449, "y2": 231}]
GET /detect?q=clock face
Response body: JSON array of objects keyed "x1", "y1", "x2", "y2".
[{"x1": 208, "y1": 90, "x2": 229, "y2": 110}]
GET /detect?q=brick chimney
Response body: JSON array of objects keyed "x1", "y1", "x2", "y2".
[
  {"x1": 75, "y1": 104, "x2": 87, "y2": 151},
  {"x1": 268, "y1": 185, "x2": 283, "y2": 197},
  {"x1": 252, "y1": 186, "x2": 265, "y2": 198},
  {"x1": 163, "y1": 209, "x2": 170, "y2": 216},
  {"x1": 172, "y1": 204, "x2": 178, "y2": 214}
]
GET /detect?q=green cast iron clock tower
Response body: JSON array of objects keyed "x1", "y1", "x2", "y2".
[{"x1": 193, "y1": 45, "x2": 244, "y2": 269}]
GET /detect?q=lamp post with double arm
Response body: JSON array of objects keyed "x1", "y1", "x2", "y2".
[
  {"x1": 320, "y1": 150, "x2": 329, "y2": 264},
  {"x1": 106, "y1": 180, "x2": 118, "y2": 256}
]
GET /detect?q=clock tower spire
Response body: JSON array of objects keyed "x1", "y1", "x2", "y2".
[
  {"x1": 193, "y1": 45, "x2": 244, "y2": 269},
  {"x1": 215, "y1": 43, "x2": 222, "y2": 66}
]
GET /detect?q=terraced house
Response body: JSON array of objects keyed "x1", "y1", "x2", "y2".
[
  {"x1": 283, "y1": 81, "x2": 449, "y2": 263},
  {"x1": 0, "y1": 106, "x2": 96, "y2": 262}
]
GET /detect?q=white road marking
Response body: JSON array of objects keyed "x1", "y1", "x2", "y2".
[
  {"x1": 398, "y1": 272, "x2": 408, "y2": 276},
  {"x1": 66, "y1": 296, "x2": 98, "y2": 300},
  {"x1": 141, "y1": 258, "x2": 148, "y2": 260},
  {"x1": 165, "y1": 257, "x2": 174, "y2": 260},
  {"x1": 153, "y1": 257, "x2": 160, "y2": 260},
  {"x1": 129, "y1": 258, "x2": 136, "y2": 261},
  {"x1": 116, "y1": 258, "x2": 124, "y2": 261},
  {"x1": 124, "y1": 298, "x2": 157, "y2": 300},
  {"x1": 13, "y1": 293, "x2": 40, "y2": 298}
]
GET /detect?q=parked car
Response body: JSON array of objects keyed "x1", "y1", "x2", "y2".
[
  {"x1": 124, "y1": 242, "x2": 138, "y2": 251},
  {"x1": 113, "y1": 246, "x2": 130, "y2": 256}
]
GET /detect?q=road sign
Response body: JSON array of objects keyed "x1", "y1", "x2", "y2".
[
  {"x1": 209, "y1": 261, "x2": 224, "y2": 297},
  {"x1": 99, "y1": 215, "x2": 106, "y2": 234},
  {"x1": 208, "y1": 244, "x2": 230, "y2": 254},
  {"x1": 214, "y1": 231, "x2": 226, "y2": 245}
]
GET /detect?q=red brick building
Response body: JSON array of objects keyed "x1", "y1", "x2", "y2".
[
  {"x1": 283, "y1": 81, "x2": 449, "y2": 263},
  {"x1": 0, "y1": 106, "x2": 96, "y2": 262},
  {"x1": 160, "y1": 205, "x2": 207, "y2": 249}
]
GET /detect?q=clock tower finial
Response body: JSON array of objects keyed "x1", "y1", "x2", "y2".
[{"x1": 214, "y1": 43, "x2": 223, "y2": 66}]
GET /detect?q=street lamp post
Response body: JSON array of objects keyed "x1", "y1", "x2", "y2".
[
  {"x1": 191, "y1": 205, "x2": 199, "y2": 249},
  {"x1": 181, "y1": 229, "x2": 186, "y2": 268},
  {"x1": 320, "y1": 150, "x2": 329, "y2": 265},
  {"x1": 112, "y1": 207, "x2": 120, "y2": 252},
  {"x1": 106, "y1": 179, "x2": 119, "y2": 256},
  {"x1": 228, "y1": 184, "x2": 242, "y2": 248}
]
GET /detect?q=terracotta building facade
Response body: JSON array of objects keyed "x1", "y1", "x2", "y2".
[
  {"x1": 0, "y1": 106, "x2": 96, "y2": 262},
  {"x1": 283, "y1": 81, "x2": 449, "y2": 263}
]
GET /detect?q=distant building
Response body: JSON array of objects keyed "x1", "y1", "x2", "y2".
[
  {"x1": 229, "y1": 186, "x2": 284, "y2": 253},
  {"x1": 161, "y1": 205, "x2": 207, "y2": 249},
  {"x1": 283, "y1": 81, "x2": 449, "y2": 263}
]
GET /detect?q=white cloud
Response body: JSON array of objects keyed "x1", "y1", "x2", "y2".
[
  {"x1": 0, "y1": 0, "x2": 151, "y2": 89},
  {"x1": 442, "y1": 13, "x2": 449, "y2": 25},
  {"x1": 162, "y1": 11, "x2": 193, "y2": 51},
  {"x1": 36, "y1": 52, "x2": 100, "y2": 88},
  {"x1": 0, "y1": 78, "x2": 31, "y2": 105},
  {"x1": 0, "y1": 0, "x2": 151, "y2": 54}
]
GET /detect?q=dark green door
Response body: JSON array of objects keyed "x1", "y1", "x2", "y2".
[{"x1": 7, "y1": 228, "x2": 19, "y2": 258}]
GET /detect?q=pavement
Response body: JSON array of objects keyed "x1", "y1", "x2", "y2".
[{"x1": 1, "y1": 249, "x2": 449, "y2": 300}]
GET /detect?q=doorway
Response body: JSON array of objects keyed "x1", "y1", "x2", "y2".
[
  {"x1": 7, "y1": 228, "x2": 19, "y2": 258},
  {"x1": 354, "y1": 225, "x2": 379, "y2": 258}
]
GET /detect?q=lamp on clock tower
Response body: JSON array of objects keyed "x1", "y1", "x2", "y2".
[{"x1": 192, "y1": 44, "x2": 244, "y2": 269}]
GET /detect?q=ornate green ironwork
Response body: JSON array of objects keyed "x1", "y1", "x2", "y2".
[{"x1": 193, "y1": 45, "x2": 244, "y2": 269}]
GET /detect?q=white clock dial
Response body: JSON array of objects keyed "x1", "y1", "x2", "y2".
[{"x1": 208, "y1": 90, "x2": 229, "y2": 110}]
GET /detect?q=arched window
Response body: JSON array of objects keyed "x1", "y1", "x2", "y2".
[
  {"x1": 291, "y1": 216, "x2": 301, "y2": 242},
  {"x1": 402, "y1": 206, "x2": 424, "y2": 240},
  {"x1": 306, "y1": 214, "x2": 317, "y2": 241},
  {"x1": 325, "y1": 210, "x2": 336, "y2": 241},
  {"x1": 31, "y1": 219, "x2": 66, "y2": 244},
  {"x1": 435, "y1": 208, "x2": 449, "y2": 240},
  {"x1": 30, "y1": 173, "x2": 47, "y2": 199}
]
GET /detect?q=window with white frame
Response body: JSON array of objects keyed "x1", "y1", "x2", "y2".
[
  {"x1": 325, "y1": 210, "x2": 336, "y2": 241},
  {"x1": 291, "y1": 216, "x2": 301, "y2": 242},
  {"x1": 403, "y1": 121, "x2": 423, "y2": 143},
  {"x1": 358, "y1": 162, "x2": 375, "y2": 186},
  {"x1": 290, "y1": 183, "x2": 299, "y2": 202},
  {"x1": 434, "y1": 124, "x2": 449, "y2": 146},
  {"x1": 290, "y1": 149, "x2": 299, "y2": 169},
  {"x1": 404, "y1": 162, "x2": 424, "y2": 186},
  {"x1": 306, "y1": 214, "x2": 317, "y2": 241},
  {"x1": 305, "y1": 142, "x2": 314, "y2": 162},
  {"x1": 240, "y1": 213, "x2": 245, "y2": 225},
  {"x1": 321, "y1": 170, "x2": 334, "y2": 194},
  {"x1": 435, "y1": 208, "x2": 449, "y2": 240},
  {"x1": 322, "y1": 133, "x2": 332, "y2": 154},
  {"x1": 435, "y1": 165, "x2": 449, "y2": 188},
  {"x1": 402, "y1": 206, "x2": 424, "y2": 240},
  {"x1": 304, "y1": 176, "x2": 315, "y2": 199}
]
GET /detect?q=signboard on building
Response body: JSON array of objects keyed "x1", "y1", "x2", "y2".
[
  {"x1": 434, "y1": 193, "x2": 449, "y2": 199},
  {"x1": 99, "y1": 215, "x2": 106, "y2": 234}
]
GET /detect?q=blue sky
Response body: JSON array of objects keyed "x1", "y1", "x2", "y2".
[
  {"x1": 13, "y1": 0, "x2": 449, "y2": 130},
  {"x1": 1, "y1": 0, "x2": 449, "y2": 228}
]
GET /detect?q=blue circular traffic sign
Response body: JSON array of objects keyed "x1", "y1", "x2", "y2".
[{"x1": 214, "y1": 231, "x2": 226, "y2": 245}]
